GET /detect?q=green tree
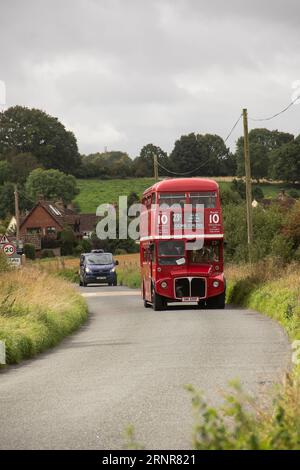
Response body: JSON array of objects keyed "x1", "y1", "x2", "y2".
[
  {"x1": 133, "y1": 144, "x2": 170, "y2": 177},
  {"x1": 26, "y1": 168, "x2": 79, "y2": 204},
  {"x1": 0, "y1": 160, "x2": 12, "y2": 185},
  {"x1": 0, "y1": 182, "x2": 34, "y2": 219},
  {"x1": 270, "y1": 137, "x2": 300, "y2": 183},
  {"x1": 6, "y1": 152, "x2": 40, "y2": 184},
  {"x1": 235, "y1": 129, "x2": 294, "y2": 181},
  {"x1": 0, "y1": 106, "x2": 80, "y2": 174},
  {"x1": 169, "y1": 133, "x2": 230, "y2": 176}
]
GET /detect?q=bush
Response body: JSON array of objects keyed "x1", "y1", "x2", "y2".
[
  {"x1": 287, "y1": 188, "x2": 300, "y2": 199},
  {"x1": 41, "y1": 249, "x2": 55, "y2": 258},
  {"x1": 115, "y1": 248, "x2": 128, "y2": 255},
  {"x1": 0, "y1": 267, "x2": 87, "y2": 364},
  {"x1": 24, "y1": 243, "x2": 36, "y2": 260},
  {"x1": 252, "y1": 186, "x2": 264, "y2": 201},
  {"x1": 0, "y1": 251, "x2": 9, "y2": 272}
]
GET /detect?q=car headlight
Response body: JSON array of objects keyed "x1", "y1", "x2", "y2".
[
  {"x1": 161, "y1": 281, "x2": 168, "y2": 289},
  {"x1": 110, "y1": 267, "x2": 116, "y2": 273},
  {"x1": 85, "y1": 267, "x2": 91, "y2": 273},
  {"x1": 213, "y1": 280, "x2": 219, "y2": 288}
]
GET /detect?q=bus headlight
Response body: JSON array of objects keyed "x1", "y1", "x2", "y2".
[
  {"x1": 213, "y1": 281, "x2": 219, "y2": 288},
  {"x1": 161, "y1": 281, "x2": 168, "y2": 289},
  {"x1": 85, "y1": 267, "x2": 91, "y2": 273},
  {"x1": 110, "y1": 267, "x2": 116, "y2": 273}
]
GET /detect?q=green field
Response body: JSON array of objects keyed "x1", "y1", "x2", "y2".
[{"x1": 74, "y1": 177, "x2": 292, "y2": 213}]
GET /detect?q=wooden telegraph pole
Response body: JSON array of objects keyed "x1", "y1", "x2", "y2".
[
  {"x1": 153, "y1": 154, "x2": 158, "y2": 182},
  {"x1": 14, "y1": 184, "x2": 20, "y2": 246},
  {"x1": 242, "y1": 108, "x2": 253, "y2": 262}
]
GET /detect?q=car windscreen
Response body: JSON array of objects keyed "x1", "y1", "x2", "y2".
[{"x1": 85, "y1": 254, "x2": 113, "y2": 265}]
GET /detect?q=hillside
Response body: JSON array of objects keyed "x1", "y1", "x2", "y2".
[{"x1": 74, "y1": 177, "x2": 290, "y2": 213}]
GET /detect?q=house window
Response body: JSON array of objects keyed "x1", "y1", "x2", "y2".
[
  {"x1": 27, "y1": 227, "x2": 42, "y2": 235},
  {"x1": 47, "y1": 227, "x2": 56, "y2": 234}
]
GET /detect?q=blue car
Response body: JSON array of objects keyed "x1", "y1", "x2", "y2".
[{"x1": 79, "y1": 252, "x2": 119, "y2": 287}]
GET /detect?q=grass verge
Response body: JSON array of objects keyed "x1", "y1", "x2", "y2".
[{"x1": 0, "y1": 267, "x2": 87, "y2": 364}]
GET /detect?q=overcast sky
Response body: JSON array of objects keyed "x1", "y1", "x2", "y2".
[{"x1": 1, "y1": 0, "x2": 300, "y2": 157}]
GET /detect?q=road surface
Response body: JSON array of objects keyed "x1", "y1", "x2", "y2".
[{"x1": 0, "y1": 285, "x2": 290, "y2": 449}]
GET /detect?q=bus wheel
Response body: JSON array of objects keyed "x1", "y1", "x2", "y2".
[
  {"x1": 152, "y1": 291, "x2": 166, "y2": 311},
  {"x1": 206, "y1": 292, "x2": 225, "y2": 309},
  {"x1": 197, "y1": 300, "x2": 205, "y2": 309}
]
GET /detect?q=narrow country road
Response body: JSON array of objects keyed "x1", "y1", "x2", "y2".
[{"x1": 0, "y1": 285, "x2": 290, "y2": 450}]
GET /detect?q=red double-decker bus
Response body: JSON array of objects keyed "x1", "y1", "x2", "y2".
[{"x1": 140, "y1": 178, "x2": 225, "y2": 310}]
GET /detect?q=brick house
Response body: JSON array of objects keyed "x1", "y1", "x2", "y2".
[{"x1": 18, "y1": 200, "x2": 99, "y2": 253}]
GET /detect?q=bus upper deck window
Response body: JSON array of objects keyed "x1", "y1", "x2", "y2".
[
  {"x1": 190, "y1": 192, "x2": 217, "y2": 208},
  {"x1": 159, "y1": 193, "x2": 186, "y2": 208}
]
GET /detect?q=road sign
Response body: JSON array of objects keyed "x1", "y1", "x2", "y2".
[
  {"x1": 7, "y1": 256, "x2": 21, "y2": 267},
  {"x1": 0, "y1": 234, "x2": 10, "y2": 244},
  {"x1": 3, "y1": 243, "x2": 16, "y2": 256}
]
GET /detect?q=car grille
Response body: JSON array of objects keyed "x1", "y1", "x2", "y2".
[{"x1": 175, "y1": 277, "x2": 206, "y2": 299}]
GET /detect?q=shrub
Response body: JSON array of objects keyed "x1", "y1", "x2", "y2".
[
  {"x1": 24, "y1": 243, "x2": 36, "y2": 260},
  {"x1": 41, "y1": 249, "x2": 55, "y2": 258},
  {"x1": 287, "y1": 188, "x2": 300, "y2": 199},
  {"x1": 115, "y1": 248, "x2": 127, "y2": 255},
  {"x1": 0, "y1": 251, "x2": 9, "y2": 272},
  {"x1": 0, "y1": 267, "x2": 87, "y2": 364},
  {"x1": 253, "y1": 186, "x2": 264, "y2": 201}
]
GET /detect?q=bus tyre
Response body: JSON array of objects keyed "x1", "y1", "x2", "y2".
[
  {"x1": 206, "y1": 292, "x2": 225, "y2": 309},
  {"x1": 152, "y1": 291, "x2": 166, "y2": 311}
]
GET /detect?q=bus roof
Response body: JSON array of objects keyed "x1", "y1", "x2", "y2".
[{"x1": 143, "y1": 178, "x2": 219, "y2": 195}]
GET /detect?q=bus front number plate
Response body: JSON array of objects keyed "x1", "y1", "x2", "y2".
[{"x1": 182, "y1": 297, "x2": 199, "y2": 302}]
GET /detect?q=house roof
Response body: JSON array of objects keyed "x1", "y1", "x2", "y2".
[
  {"x1": 20, "y1": 200, "x2": 80, "y2": 230},
  {"x1": 79, "y1": 214, "x2": 99, "y2": 232}
]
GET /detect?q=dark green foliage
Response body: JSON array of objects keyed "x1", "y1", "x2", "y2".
[
  {"x1": 40, "y1": 249, "x2": 55, "y2": 258},
  {"x1": 223, "y1": 204, "x2": 287, "y2": 263},
  {"x1": 133, "y1": 144, "x2": 170, "y2": 177},
  {"x1": 24, "y1": 243, "x2": 36, "y2": 260},
  {"x1": 26, "y1": 168, "x2": 79, "y2": 204},
  {"x1": 230, "y1": 178, "x2": 246, "y2": 199},
  {"x1": 235, "y1": 128, "x2": 294, "y2": 181},
  {"x1": 252, "y1": 186, "x2": 264, "y2": 201},
  {"x1": 287, "y1": 188, "x2": 300, "y2": 199},
  {"x1": 170, "y1": 133, "x2": 233, "y2": 176},
  {"x1": 0, "y1": 106, "x2": 80, "y2": 174},
  {"x1": 270, "y1": 137, "x2": 300, "y2": 183},
  {"x1": 0, "y1": 251, "x2": 9, "y2": 272},
  {"x1": 78, "y1": 151, "x2": 133, "y2": 178},
  {"x1": 58, "y1": 227, "x2": 77, "y2": 255}
]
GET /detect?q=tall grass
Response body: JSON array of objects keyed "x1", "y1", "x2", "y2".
[{"x1": 0, "y1": 267, "x2": 88, "y2": 364}]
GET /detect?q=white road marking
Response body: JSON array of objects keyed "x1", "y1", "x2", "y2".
[{"x1": 81, "y1": 291, "x2": 141, "y2": 297}]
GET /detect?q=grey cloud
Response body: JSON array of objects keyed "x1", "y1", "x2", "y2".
[{"x1": 0, "y1": 0, "x2": 300, "y2": 156}]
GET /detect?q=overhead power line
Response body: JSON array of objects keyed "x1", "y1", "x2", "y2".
[
  {"x1": 224, "y1": 113, "x2": 243, "y2": 142},
  {"x1": 249, "y1": 95, "x2": 300, "y2": 122},
  {"x1": 155, "y1": 113, "x2": 243, "y2": 177}
]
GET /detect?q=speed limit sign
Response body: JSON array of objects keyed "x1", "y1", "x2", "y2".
[{"x1": 3, "y1": 243, "x2": 16, "y2": 256}]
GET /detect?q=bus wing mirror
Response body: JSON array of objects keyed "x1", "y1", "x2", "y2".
[{"x1": 115, "y1": 260, "x2": 119, "y2": 265}]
